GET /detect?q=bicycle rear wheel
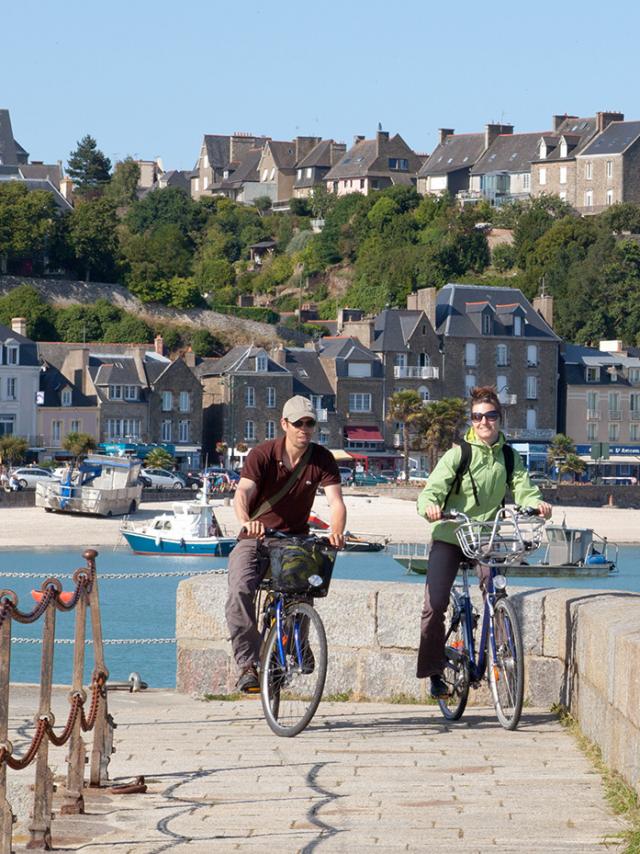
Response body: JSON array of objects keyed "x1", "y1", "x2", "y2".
[
  {"x1": 438, "y1": 593, "x2": 470, "y2": 721},
  {"x1": 260, "y1": 601, "x2": 327, "y2": 737},
  {"x1": 488, "y1": 597, "x2": 524, "y2": 730}
]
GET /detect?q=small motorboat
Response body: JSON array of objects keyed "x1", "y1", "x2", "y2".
[
  {"x1": 120, "y1": 481, "x2": 236, "y2": 556},
  {"x1": 308, "y1": 512, "x2": 389, "y2": 552}
]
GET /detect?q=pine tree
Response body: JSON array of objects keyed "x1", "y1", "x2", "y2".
[{"x1": 67, "y1": 135, "x2": 112, "y2": 195}]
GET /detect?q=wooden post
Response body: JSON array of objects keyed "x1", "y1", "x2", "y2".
[
  {"x1": 27, "y1": 591, "x2": 56, "y2": 850},
  {"x1": 84, "y1": 551, "x2": 113, "y2": 788},
  {"x1": 61, "y1": 579, "x2": 87, "y2": 815},
  {"x1": 0, "y1": 609, "x2": 15, "y2": 854}
]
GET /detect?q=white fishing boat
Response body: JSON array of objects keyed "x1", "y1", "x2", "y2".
[{"x1": 35, "y1": 455, "x2": 142, "y2": 517}]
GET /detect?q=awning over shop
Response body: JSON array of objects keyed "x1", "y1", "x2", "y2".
[
  {"x1": 344, "y1": 426, "x2": 384, "y2": 442},
  {"x1": 579, "y1": 455, "x2": 640, "y2": 464},
  {"x1": 330, "y1": 449, "x2": 353, "y2": 462}
]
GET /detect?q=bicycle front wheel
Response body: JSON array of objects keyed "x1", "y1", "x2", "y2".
[
  {"x1": 488, "y1": 597, "x2": 524, "y2": 730},
  {"x1": 438, "y1": 594, "x2": 470, "y2": 721},
  {"x1": 260, "y1": 601, "x2": 327, "y2": 737}
]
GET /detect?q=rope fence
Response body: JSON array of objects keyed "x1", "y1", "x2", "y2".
[{"x1": 0, "y1": 549, "x2": 113, "y2": 853}]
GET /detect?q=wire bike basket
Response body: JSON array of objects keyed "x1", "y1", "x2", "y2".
[{"x1": 453, "y1": 509, "x2": 546, "y2": 563}]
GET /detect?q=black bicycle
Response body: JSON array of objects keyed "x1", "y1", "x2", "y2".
[{"x1": 255, "y1": 531, "x2": 337, "y2": 737}]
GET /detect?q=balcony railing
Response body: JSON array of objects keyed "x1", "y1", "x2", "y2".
[
  {"x1": 393, "y1": 366, "x2": 439, "y2": 380},
  {"x1": 507, "y1": 428, "x2": 556, "y2": 440},
  {"x1": 630, "y1": 410, "x2": 640, "y2": 421},
  {"x1": 609, "y1": 410, "x2": 622, "y2": 421},
  {"x1": 315, "y1": 408, "x2": 328, "y2": 422},
  {"x1": 586, "y1": 409, "x2": 601, "y2": 420},
  {"x1": 499, "y1": 393, "x2": 518, "y2": 406}
]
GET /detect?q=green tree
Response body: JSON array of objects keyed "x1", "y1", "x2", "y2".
[
  {"x1": 557, "y1": 452, "x2": 586, "y2": 483},
  {"x1": 254, "y1": 195, "x2": 272, "y2": 214},
  {"x1": 106, "y1": 157, "x2": 141, "y2": 208},
  {"x1": 67, "y1": 197, "x2": 119, "y2": 281},
  {"x1": 0, "y1": 285, "x2": 57, "y2": 339},
  {"x1": 0, "y1": 182, "x2": 58, "y2": 273},
  {"x1": 165, "y1": 276, "x2": 204, "y2": 309},
  {"x1": 125, "y1": 187, "x2": 197, "y2": 238},
  {"x1": 0, "y1": 436, "x2": 28, "y2": 465},
  {"x1": 491, "y1": 242, "x2": 516, "y2": 272},
  {"x1": 189, "y1": 328, "x2": 222, "y2": 356},
  {"x1": 62, "y1": 431, "x2": 96, "y2": 462},
  {"x1": 415, "y1": 398, "x2": 468, "y2": 471},
  {"x1": 310, "y1": 185, "x2": 336, "y2": 219},
  {"x1": 122, "y1": 223, "x2": 192, "y2": 292},
  {"x1": 55, "y1": 303, "x2": 104, "y2": 342},
  {"x1": 386, "y1": 390, "x2": 424, "y2": 481},
  {"x1": 144, "y1": 447, "x2": 174, "y2": 469},
  {"x1": 547, "y1": 434, "x2": 576, "y2": 483},
  {"x1": 102, "y1": 315, "x2": 152, "y2": 343},
  {"x1": 67, "y1": 135, "x2": 112, "y2": 196},
  {"x1": 598, "y1": 202, "x2": 640, "y2": 235}
]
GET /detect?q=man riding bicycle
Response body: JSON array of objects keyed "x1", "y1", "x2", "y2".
[
  {"x1": 226, "y1": 395, "x2": 346, "y2": 693},
  {"x1": 416, "y1": 386, "x2": 552, "y2": 700}
]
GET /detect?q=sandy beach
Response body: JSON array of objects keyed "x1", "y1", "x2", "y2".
[{"x1": 0, "y1": 493, "x2": 636, "y2": 549}]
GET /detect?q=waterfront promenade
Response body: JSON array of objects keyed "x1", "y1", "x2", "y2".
[{"x1": 8, "y1": 684, "x2": 626, "y2": 852}]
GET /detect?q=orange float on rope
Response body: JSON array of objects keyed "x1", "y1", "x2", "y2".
[{"x1": 31, "y1": 590, "x2": 74, "y2": 605}]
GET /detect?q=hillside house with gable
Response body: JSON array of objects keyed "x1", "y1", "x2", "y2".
[{"x1": 324, "y1": 130, "x2": 424, "y2": 196}]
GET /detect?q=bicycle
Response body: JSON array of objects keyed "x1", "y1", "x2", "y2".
[
  {"x1": 254, "y1": 530, "x2": 337, "y2": 737},
  {"x1": 438, "y1": 506, "x2": 545, "y2": 730}
]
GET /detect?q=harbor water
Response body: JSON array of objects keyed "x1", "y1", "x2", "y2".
[{"x1": 2, "y1": 545, "x2": 639, "y2": 689}]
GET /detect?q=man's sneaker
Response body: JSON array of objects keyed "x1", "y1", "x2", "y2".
[
  {"x1": 236, "y1": 664, "x2": 260, "y2": 694},
  {"x1": 429, "y1": 674, "x2": 449, "y2": 699}
]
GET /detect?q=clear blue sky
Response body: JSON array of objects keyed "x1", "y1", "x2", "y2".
[{"x1": 3, "y1": 0, "x2": 638, "y2": 171}]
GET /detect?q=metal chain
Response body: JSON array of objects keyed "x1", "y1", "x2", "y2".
[
  {"x1": 11, "y1": 637, "x2": 176, "y2": 645},
  {"x1": 0, "y1": 568, "x2": 227, "y2": 580}
]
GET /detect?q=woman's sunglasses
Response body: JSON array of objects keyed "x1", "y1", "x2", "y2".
[{"x1": 471, "y1": 410, "x2": 500, "y2": 422}]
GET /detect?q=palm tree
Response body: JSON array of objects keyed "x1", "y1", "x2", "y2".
[
  {"x1": 557, "y1": 452, "x2": 586, "y2": 483},
  {"x1": 414, "y1": 398, "x2": 468, "y2": 472},
  {"x1": 0, "y1": 436, "x2": 28, "y2": 466},
  {"x1": 547, "y1": 434, "x2": 577, "y2": 483},
  {"x1": 62, "y1": 432, "x2": 97, "y2": 464},
  {"x1": 386, "y1": 390, "x2": 424, "y2": 481},
  {"x1": 145, "y1": 447, "x2": 175, "y2": 469}
]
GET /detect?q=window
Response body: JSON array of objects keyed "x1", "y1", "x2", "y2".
[
  {"x1": 539, "y1": 167, "x2": 547, "y2": 186},
  {"x1": 513, "y1": 315, "x2": 523, "y2": 336},
  {"x1": 6, "y1": 378, "x2": 17, "y2": 400},
  {"x1": 318, "y1": 430, "x2": 329, "y2": 446},
  {"x1": 161, "y1": 420, "x2": 172, "y2": 442},
  {"x1": 585, "y1": 161, "x2": 592, "y2": 179},
  {"x1": 348, "y1": 362, "x2": 372, "y2": 377},
  {"x1": 631, "y1": 393, "x2": 640, "y2": 412},
  {"x1": 0, "y1": 415, "x2": 14, "y2": 436},
  {"x1": 203, "y1": 176, "x2": 209, "y2": 190},
  {"x1": 465, "y1": 374, "x2": 476, "y2": 395},
  {"x1": 265, "y1": 420, "x2": 276, "y2": 440},
  {"x1": 359, "y1": 178, "x2": 365, "y2": 189},
  {"x1": 630, "y1": 369, "x2": 640, "y2": 384},
  {"x1": 631, "y1": 423, "x2": 640, "y2": 441},
  {"x1": 71, "y1": 419, "x2": 81, "y2": 433},
  {"x1": 203, "y1": 154, "x2": 209, "y2": 169},
  {"x1": 496, "y1": 344, "x2": 509, "y2": 366},
  {"x1": 124, "y1": 385, "x2": 138, "y2": 401},
  {"x1": 394, "y1": 353, "x2": 407, "y2": 368},
  {"x1": 608, "y1": 422, "x2": 620, "y2": 442},
  {"x1": 609, "y1": 391, "x2": 620, "y2": 414},
  {"x1": 526, "y1": 376, "x2": 538, "y2": 399},
  {"x1": 419, "y1": 352, "x2": 431, "y2": 367},
  {"x1": 559, "y1": 166, "x2": 567, "y2": 185},
  {"x1": 586, "y1": 367, "x2": 600, "y2": 382},
  {"x1": 348, "y1": 393, "x2": 371, "y2": 412},
  {"x1": 179, "y1": 391, "x2": 190, "y2": 412},
  {"x1": 522, "y1": 172, "x2": 530, "y2": 190},
  {"x1": 256, "y1": 355, "x2": 267, "y2": 372},
  {"x1": 418, "y1": 385, "x2": 429, "y2": 402},
  {"x1": 606, "y1": 160, "x2": 613, "y2": 179},
  {"x1": 606, "y1": 189, "x2": 613, "y2": 207},
  {"x1": 106, "y1": 418, "x2": 141, "y2": 439},
  {"x1": 162, "y1": 391, "x2": 173, "y2": 411},
  {"x1": 262, "y1": 169, "x2": 268, "y2": 182},
  {"x1": 52, "y1": 420, "x2": 62, "y2": 444},
  {"x1": 560, "y1": 140, "x2": 568, "y2": 158},
  {"x1": 587, "y1": 422, "x2": 598, "y2": 441},
  {"x1": 306, "y1": 167, "x2": 312, "y2": 179},
  {"x1": 482, "y1": 313, "x2": 492, "y2": 335},
  {"x1": 587, "y1": 391, "x2": 598, "y2": 410},
  {"x1": 244, "y1": 420, "x2": 255, "y2": 441},
  {"x1": 526, "y1": 408, "x2": 537, "y2": 430},
  {"x1": 266, "y1": 387, "x2": 276, "y2": 408},
  {"x1": 245, "y1": 386, "x2": 255, "y2": 407},
  {"x1": 61, "y1": 387, "x2": 71, "y2": 406},
  {"x1": 178, "y1": 420, "x2": 190, "y2": 442},
  {"x1": 297, "y1": 169, "x2": 302, "y2": 179},
  {"x1": 527, "y1": 344, "x2": 538, "y2": 367},
  {"x1": 194, "y1": 178, "x2": 200, "y2": 192},
  {"x1": 388, "y1": 158, "x2": 409, "y2": 171},
  {"x1": 465, "y1": 342, "x2": 477, "y2": 367},
  {"x1": 109, "y1": 385, "x2": 122, "y2": 400}
]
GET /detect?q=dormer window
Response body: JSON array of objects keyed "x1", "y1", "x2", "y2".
[
  {"x1": 109, "y1": 384, "x2": 122, "y2": 400},
  {"x1": 61, "y1": 388, "x2": 72, "y2": 407},
  {"x1": 6, "y1": 345, "x2": 18, "y2": 365},
  {"x1": 482, "y1": 312, "x2": 492, "y2": 335},
  {"x1": 513, "y1": 315, "x2": 523, "y2": 336},
  {"x1": 586, "y1": 367, "x2": 600, "y2": 382},
  {"x1": 539, "y1": 140, "x2": 547, "y2": 159},
  {"x1": 256, "y1": 355, "x2": 267, "y2": 372},
  {"x1": 559, "y1": 139, "x2": 568, "y2": 158}
]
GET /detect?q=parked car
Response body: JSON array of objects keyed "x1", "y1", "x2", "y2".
[
  {"x1": 338, "y1": 466, "x2": 354, "y2": 484},
  {"x1": 396, "y1": 470, "x2": 430, "y2": 483},
  {"x1": 10, "y1": 467, "x2": 61, "y2": 489},
  {"x1": 141, "y1": 468, "x2": 186, "y2": 489},
  {"x1": 183, "y1": 471, "x2": 204, "y2": 491},
  {"x1": 203, "y1": 466, "x2": 240, "y2": 482},
  {"x1": 138, "y1": 473, "x2": 152, "y2": 488},
  {"x1": 352, "y1": 472, "x2": 392, "y2": 486}
]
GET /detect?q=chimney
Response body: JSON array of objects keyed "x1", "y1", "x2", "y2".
[
  {"x1": 59, "y1": 175, "x2": 74, "y2": 202},
  {"x1": 376, "y1": 129, "x2": 389, "y2": 152},
  {"x1": 353, "y1": 134, "x2": 365, "y2": 146},
  {"x1": 60, "y1": 347, "x2": 90, "y2": 395},
  {"x1": 439, "y1": 128, "x2": 454, "y2": 144},
  {"x1": 295, "y1": 136, "x2": 321, "y2": 162},
  {"x1": 330, "y1": 142, "x2": 347, "y2": 165},
  {"x1": 230, "y1": 134, "x2": 261, "y2": 163},
  {"x1": 485, "y1": 123, "x2": 514, "y2": 150},
  {"x1": 183, "y1": 346, "x2": 196, "y2": 368},
  {"x1": 596, "y1": 111, "x2": 624, "y2": 133},
  {"x1": 407, "y1": 287, "x2": 437, "y2": 328},
  {"x1": 154, "y1": 335, "x2": 164, "y2": 356},
  {"x1": 341, "y1": 318, "x2": 374, "y2": 349},
  {"x1": 270, "y1": 344, "x2": 286, "y2": 366},
  {"x1": 533, "y1": 294, "x2": 554, "y2": 329},
  {"x1": 11, "y1": 317, "x2": 27, "y2": 337},
  {"x1": 552, "y1": 114, "x2": 577, "y2": 132}
]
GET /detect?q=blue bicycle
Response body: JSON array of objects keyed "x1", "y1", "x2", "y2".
[{"x1": 438, "y1": 507, "x2": 545, "y2": 730}]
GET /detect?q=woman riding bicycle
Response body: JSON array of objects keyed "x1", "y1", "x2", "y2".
[{"x1": 416, "y1": 386, "x2": 552, "y2": 699}]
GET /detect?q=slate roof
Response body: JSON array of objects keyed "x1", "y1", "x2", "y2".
[
  {"x1": 0, "y1": 322, "x2": 39, "y2": 365},
  {"x1": 561, "y1": 343, "x2": 629, "y2": 386},
  {"x1": 39, "y1": 361, "x2": 97, "y2": 407},
  {"x1": 91, "y1": 357, "x2": 143, "y2": 386},
  {"x1": 532, "y1": 116, "x2": 597, "y2": 162},
  {"x1": 19, "y1": 163, "x2": 62, "y2": 188},
  {"x1": 216, "y1": 148, "x2": 262, "y2": 189},
  {"x1": 580, "y1": 121, "x2": 640, "y2": 156},
  {"x1": 203, "y1": 135, "x2": 232, "y2": 169},
  {"x1": 20, "y1": 177, "x2": 72, "y2": 210},
  {"x1": 470, "y1": 133, "x2": 542, "y2": 175},
  {"x1": 370, "y1": 309, "x2": 423, "y2": 352},
  {"x1": 297, "y1": 140, "x2": 334, "y2": 169},
  {"x1": 159, "y1": 170, "x2": 191, "y2": 192},
  {"x1": 285, "y1": 348, "x2": 334, "y2": 396},
  {"x1": 196, "y1": 345, "x2": 288, "y2": 376},
  {"x1": 418, "y1": 134, "x2": 485, "y2": 177},
  {"x1": 435, "y1": 283, "x2": 560, "y2": 340},
  {"x1": 268, "y1": 141, "x2": 297, "y2": 171},
  {"x1": 325, "y1": 133, "x2": 422, "y2": 181}
]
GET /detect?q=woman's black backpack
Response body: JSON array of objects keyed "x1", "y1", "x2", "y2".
[{"x1": 443, "y1": 440, "x2": 515, "y2": 509}]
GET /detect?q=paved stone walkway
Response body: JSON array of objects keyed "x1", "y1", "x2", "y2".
[{"x1": 7, "y1": 687, "x2": 626, "y2": 853}]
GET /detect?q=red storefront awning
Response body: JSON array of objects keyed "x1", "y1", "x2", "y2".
[{"x1": 344, "y1": 426, "x2": 384, "y2": 442}]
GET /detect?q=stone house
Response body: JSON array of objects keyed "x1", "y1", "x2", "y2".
[
  {"x1": 255, "y1": 137, "x2": 321, "y2": 203},
  {"x1": 0, "y1": 318, "x2": 40, "y2": 446},
  {"x1": 530, "y1": 112, "x2": 623, "y2": 206},
  {"x1": 575, "y1": 120, "x2": 640, "y2": 214},
  {"x1": 293, "y1": 140, "x2": 347, "y2": 198},
  {"x1": 417, "y1": 124, "x2": 512, "y2": 197},
  {"x1": 190, "y1": 133, "x2": 268, "y2": 199},
  {"x1": 324, "y1": 130, "x2": 424, "y2": 197},
  {"x1": 212, "y1": 147, "x2": 264, "y2": 203},
  {"x1": 467, "y1": 131, "x2": 541, "y2": 206}
]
